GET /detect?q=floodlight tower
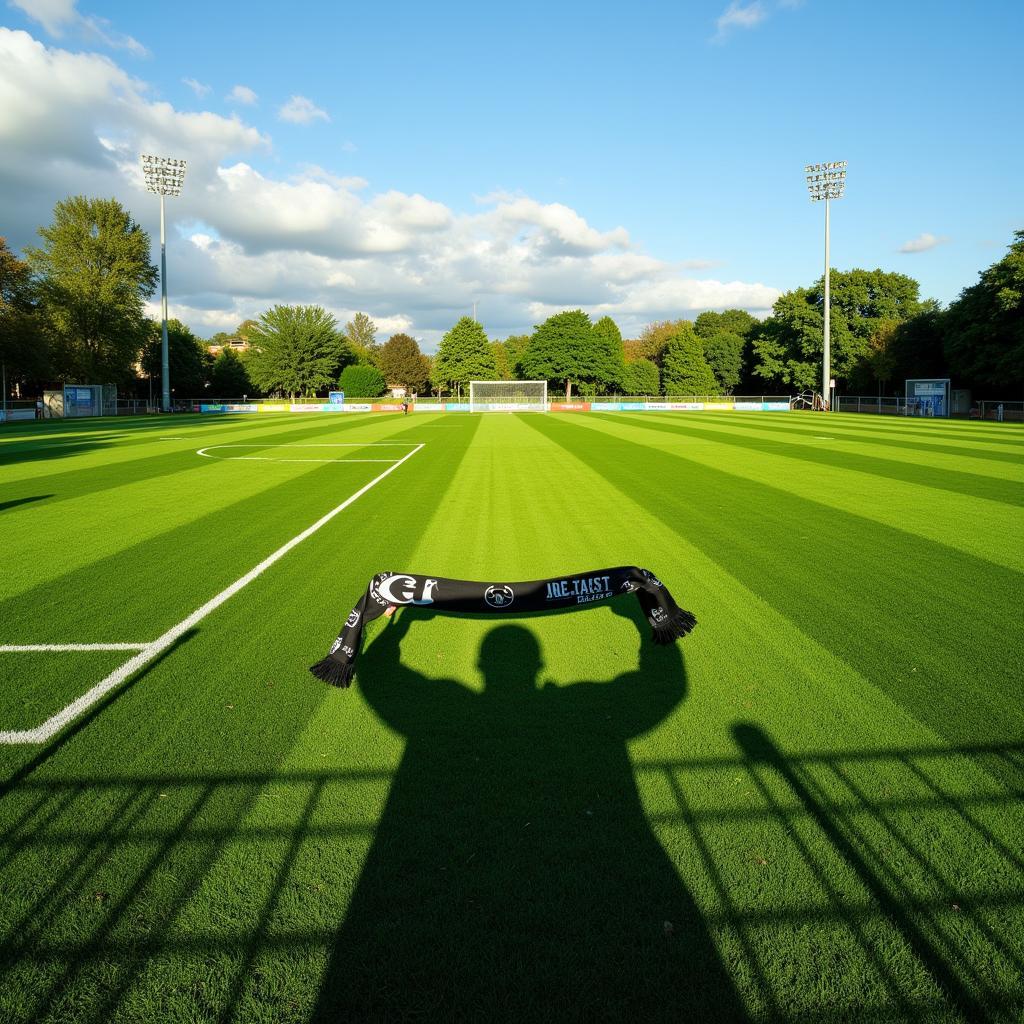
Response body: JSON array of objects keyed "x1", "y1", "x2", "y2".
[
  {"x1": 805, "y1": 161, "x2": 846, "y2": 410},
  {"x1": 141, "y1": 154, "x2": 187, "y2": 412}
]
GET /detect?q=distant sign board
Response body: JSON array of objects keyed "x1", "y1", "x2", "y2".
[{"x1": 329, "y1": 391, "x2": 345, "y2": 404}]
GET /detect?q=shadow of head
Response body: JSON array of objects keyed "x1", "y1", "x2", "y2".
[
  {"x1": 732, "y1": 721, "x2": 780, "y2": 766},
  {"x1": 477, "y1": 625, "x2": 543, "y2": 697}
]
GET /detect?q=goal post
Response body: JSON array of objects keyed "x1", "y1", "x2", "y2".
[{"x1": 469, "y1": 381, "x2": 548, "y2": 413}]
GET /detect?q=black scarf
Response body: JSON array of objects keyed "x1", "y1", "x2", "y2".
[{"x1": 310, "y1": 566, "x2": 696, "y2": 687}]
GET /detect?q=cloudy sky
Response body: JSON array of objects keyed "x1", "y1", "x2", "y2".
[{"x1": 1, "y1": 0, "x2": 1020, "y2": 349}]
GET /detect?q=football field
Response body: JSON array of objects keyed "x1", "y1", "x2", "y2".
[{"x1": 1, "y1": 409, "x2": 1022, "y2": 1022}]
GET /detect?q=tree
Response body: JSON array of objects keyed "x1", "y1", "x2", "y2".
[
  {"x1": 864, "y1": 319, "x2": 900, "y2": 395},
  {"x1": 0, "y1": 237, "x2": 48, "y2": 391},
  {"x1": 490, "y1": 341, "x2": 512, "y2": 380},
  {"x1": 431, "y1": 316, "x2": 497, "y2": 395},
  {"x1": 636, "y1": 320, "x2": 693, "y2": 366},
  {"x1": 694, "y1": 309, "x2": 758, "y2": 340},
  {"x1": 339, "y1": 362, "x2": 387, "y2": 397},
  {"x1": 750, "y1": 270, "x2": 931, "y2": 392},
  {"x1": 209, "y1": 346, "x2": 253, "y2": 397},
  {"x1": 942, "y1": 230, "x2": 1024, "y2": 393},
  {"x1": 661, "y1": 331, "x2": 719, "y2": 396},
  {"x1": 345, "y1": 312, "x2": 380, "y2": 364},
  {"x1": 246, "y1": 304, "x2": 354, "y2": 398},
  {"x1": 622, "y1": 358, "x2": 659, "y2": 395},
  {"x1": 591, "y1": 316, "x2": 626, "y2": 394},
  {"x1": 141, "y1": 319, "x2": 213, "y2": 397},
  {"x1": 26, "y1": 196, "x2": 157, "y2": 383},
  {"x1": 378, "y1": 333, "x2": 429, "y2": 392},
  {"x1": 520, "y1": 310, "x2": 620, "y2": 399},
  {"x1": 702, "y1": 331, "x2": 745, "y2": 393}
]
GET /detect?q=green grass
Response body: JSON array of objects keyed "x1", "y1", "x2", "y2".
[{"x1": 0, "y1": 409, "x2": 1022, "y2": 1023}]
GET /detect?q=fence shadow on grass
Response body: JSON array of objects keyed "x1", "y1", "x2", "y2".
[{"x1": 0, "y1": 637, "x2": 1022, "y2": 1021}]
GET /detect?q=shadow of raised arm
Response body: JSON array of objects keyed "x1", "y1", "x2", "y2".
[{"x1": 357, "y1": 610, "x2": 472, "y2": 736}]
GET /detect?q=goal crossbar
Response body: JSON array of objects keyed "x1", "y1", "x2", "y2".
[{"x1": 469, "y1": 380, "x2": 548, "y2": 413}]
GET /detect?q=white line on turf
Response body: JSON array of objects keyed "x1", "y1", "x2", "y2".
[
  {"x1": 196, "y1": 442, "x2": 419, "y2": 463},
  {"x1": 0, "y1": 644, "x2": 149, "y2": 652},
  {"x1": 0, "y1": 442, "x2": 426, "y2": 745}
]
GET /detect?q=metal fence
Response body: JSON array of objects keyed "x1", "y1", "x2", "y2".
[{"x1": 836, "y1": 396, "x2": 1024, "y2": 421}]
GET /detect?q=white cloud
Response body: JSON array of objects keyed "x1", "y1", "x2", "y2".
[
  {"x1": 0, "y1": 27, "x2": 781, "y2": 350},
  {"x1": 278, "y1": 95, "x2": 330, "y2": 124},
  {"x1": 9, "y1": 0, "x2": 147, "y2": 55},
  {"x1": 898, "y1": 232, "x2": 949, "y2": 254},
  {"x1": 714, "y1": 1, "x2": 768, "y2": 40},
  {"x1": 182, "y1": 77, "x2": 211, "y2": 97},
  {"x1": 226, "y1": 84, "x2": 257, "y2": 105}
]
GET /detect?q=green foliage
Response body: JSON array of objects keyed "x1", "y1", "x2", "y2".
[
  {"x1": 209, "y1": 346, "x2": 253, "y2": 397},
  {"x1": 636, "y1": 320, "x2": 694, "y2": 366},
  {"x1": 521, "y1": 310, "x2": 621, "y2": 397},
  {"x1": 622, "y1": 357, "x2": 659, "y2": 395},
  {"x1": 0, "y1": 236, "x2": 48, "y2": 389},
  {"x1": 345, "y1": 312, "x2": 380, "y2": 364},
  {"x1": 752, "y1": 270, "x2": 930, "y2": 392},
  {"x1": 591, "y1": 316, "x2": 626, "y2": 393},
  {"x1": 377, "y1": 333, "x2": 429, "y2": 392},
  {"x1": 661, "y1": 331, "x2": 719, "y2": 395},
  {"x1": 246, "y1": 304, "x2": 354, "y2": 398},
  {"x1": 702, "y1": 331, "x2": 745, "y2": 393},
  {"x1": 694, "y1": 309, "x2": 758, "y2": 340},
  {"x1": 141, "y1": 319, "x2": 213, "y2": 397},
  {"x1": 942, "y1": 230, "x2": 1024, "y2": 391},
  {"x1": 26, "y1": 196, "x2": 157, "y2": 384},
  {"x1": 339, "y1": 362, "x2": 387, "y2": 397},
  {"x1": 431, "y1": 317, "x2": 497, "y2": 393},
  {"x1": 489, "y1": 341, "x2": 512, "y2": 380}
]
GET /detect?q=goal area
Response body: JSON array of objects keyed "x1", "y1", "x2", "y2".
[{"x1": 469, "y1": 381, "x2": 548, "y2": 413}]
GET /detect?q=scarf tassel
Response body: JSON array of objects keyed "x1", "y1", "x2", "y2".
[
  {"x1": 652, "y1": 607, "x2": 698, "y2": 645},
  {"x1": 309, "y1": 656, "x2": 356, "y2": 688}
]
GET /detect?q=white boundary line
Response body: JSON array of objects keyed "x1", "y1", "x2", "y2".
[
  {"x1": 196, "y1": 443, "x2": 417, "y2": 463},
  {"x1": 0, "y1": 442, "x2": 426, "y2": 745},
  {"x1": 0, "y1": 644, "x2": 148, "y2": 652}
]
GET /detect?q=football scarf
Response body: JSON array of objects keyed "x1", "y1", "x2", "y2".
[{"x1": 310, "y1": 566, "x2": 696, "y2": 687}]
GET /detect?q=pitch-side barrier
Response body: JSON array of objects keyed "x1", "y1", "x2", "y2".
[{"x1": 195, "y1": 399, "x2": 793, "y2": 414}]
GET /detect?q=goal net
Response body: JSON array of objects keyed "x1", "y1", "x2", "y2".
[{"x1": 469, "y1": 381, "x2": 548, "y2": 413}]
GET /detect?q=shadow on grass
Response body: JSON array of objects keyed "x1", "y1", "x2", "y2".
[
  {"x1": 0, "y1": 495, "x2": 53, "y2": 513},
  {"x1": 0, "y1": 622, "x2": 1022, "y2": 1021}
]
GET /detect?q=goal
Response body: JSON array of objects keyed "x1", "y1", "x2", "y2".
[{"x1": 469, "y1": 381, "x2": 548, "y2": 413}]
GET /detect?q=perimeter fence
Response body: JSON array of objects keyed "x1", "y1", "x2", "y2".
[{"x1": 836, "y1": 396, "x2": 1023, "y2": 422}]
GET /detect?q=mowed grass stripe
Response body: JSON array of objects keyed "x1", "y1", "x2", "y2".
[
  {"x1": 0, "y1": 416, "x2": 482, "y2": 1024},
  {"x1": 527, "y1": 414, "x2": 1024, "y2": 764},
  {"x1": 706, "y1": 412, "x2": 1024, "y2": 467},
  {"x1": 586, "y1": 412, "x2": 1024, "y2": 573},
  {"x1": 618, "y1": 412, "x2": 1024, "y2": 500}
]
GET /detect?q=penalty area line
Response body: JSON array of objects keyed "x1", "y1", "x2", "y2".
[{"x1": 0, "y1": 442, "x2": 426, "y2": 746}]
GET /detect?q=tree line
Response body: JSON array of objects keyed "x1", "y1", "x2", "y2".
[{"x1": 2, "y1": 195, "x2": 1020, "y2": 401}]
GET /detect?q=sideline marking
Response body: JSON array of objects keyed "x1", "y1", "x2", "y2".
[
  {"x1": 0, "y1": 643, "x2": 148, "y2": 653},
  {"x1": 0, "y1": 442, "x2": 426, "y2": 745}
]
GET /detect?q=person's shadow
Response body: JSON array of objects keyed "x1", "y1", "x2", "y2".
[{"x1": 312, "y1": 604, "x2": 746, "y2": 1022}]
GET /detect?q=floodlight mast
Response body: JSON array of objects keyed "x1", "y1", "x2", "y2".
[
  {"x1": 141, "y1": 155, "x2": 187, "y2": 412},
  {"x1": 805, "y1": 161, "x2": 846, "y2": 410}
]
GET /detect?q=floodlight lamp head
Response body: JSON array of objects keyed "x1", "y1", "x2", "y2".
[
  {"x1": 805, "y1": 159, "x2": 846, "y2": 201},
  {"x1": 141, "y1": 153, "x2": 188, "y2": 197}
]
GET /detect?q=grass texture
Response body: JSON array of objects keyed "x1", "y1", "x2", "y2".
[{"x1": 0, "y1": 409, "x2": 1022, "y2": 1023}]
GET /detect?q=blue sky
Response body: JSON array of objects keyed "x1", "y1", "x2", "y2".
[{"x1": 1, "y1": 0, "x2": 1021, "y2": 346}]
